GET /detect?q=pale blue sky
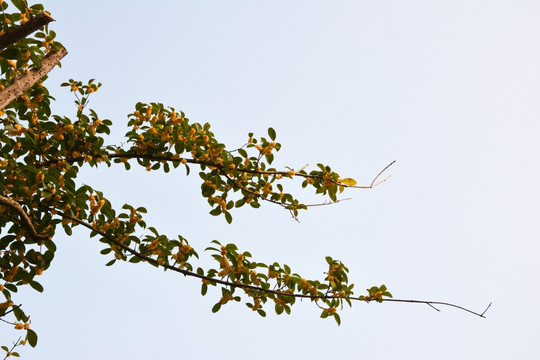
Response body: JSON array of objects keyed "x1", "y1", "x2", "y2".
[{"x1": 10, "y1": 1, "x2": 540, "y2": 359}]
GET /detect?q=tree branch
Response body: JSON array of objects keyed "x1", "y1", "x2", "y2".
[
  {"x1": 0, "y1": 195, "x2": 48, "y2": 241},
  {"x1": 39, "y1": 152, "x2": 395, "y2": 190},
  {"x1": 0, "y1": 47, "x2": 68, "y2": 110},
  {"x1": 0, "y1": 12, "x2": 54, "y2": 51},
  {"x1": 54, "y1": 209, "x2": 488, "y2": 318}
]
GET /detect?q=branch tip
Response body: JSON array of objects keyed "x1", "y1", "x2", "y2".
[
  {"x1": 370, "y1": 160, "x2": 396, "y2": 187},
  {"x1": 480, "y1": 302, "x2": 492, "y2": 318}
]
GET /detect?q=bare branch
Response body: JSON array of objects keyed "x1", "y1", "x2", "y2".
[
  {"x1": 380, "y1": 298, "x2": 490, "y2": 318},
  {"x1": 0, "y1": 195, "x2": 48, "y2": 241},
  {"x1": 0, "y1": 47, "x2": 68, "y2": 110},
  {"x1": 0, "y1": 12, "x2": 54, "y2": 51},
  {"x1": 480, "y1": 302, "x2": 492, "y2": 317},
  {"x1": 370, "y1": 160, "x2": 396, "y2": 187},
  {"x1": 306, "y1": 198, "x2": 352, "y2": 207}
]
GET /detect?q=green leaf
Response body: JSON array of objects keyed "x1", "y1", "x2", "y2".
[
  {"x1": 211, "y1": 303, "x2": 221, "y2": 313},
  {"x1": 201, "y1": 184, "x2": 215, "y2": 197},
  {"x1": 334, "y1": 313, "x2": 341, "y2": 326},
  {"x1": 320, "y1": 311, "x2": 329, "y2": 319},
  {"x1": 201, "y1": 283, "x2": 208, "y2": 296},
  {"x1": 257, "y1": 309, "x2": 266, "y2": 317},
  {"x1": 62, "y1": 224, "x2": 72, "y2": 235},
  {"x1": 268, "y1": 127, "x2": 276, "y2": 141},
  {"x1": 29, "y1": 281, "x2": 43, "y2": 293},
  {"x1": 27, "y1": 329, "x2": 38, "y2": 347},
  {"x1": 105, "y1": 259, "x2": 116, "y2": 266},
  {"x1": 11, "y1": 0, "x2": 27, "y2": 12},
  {"x1": 13, "y1": 306, "x2": 26, "y2": 322},
  {"x1": 283, "y1": 264, "x2": 291, "y2": 274},
  {"x1": 45, "y1": 240, "x2": 57, "y2": 252},
  {"x1": 238, "y1": 148, "x2": 248, "y2": 158},
  {"x1": 224, "y1": 212, "x2": 233, "y2": 224},
  {"x1": 235, "y1": 199, "x2": 246, "y2": 208}
]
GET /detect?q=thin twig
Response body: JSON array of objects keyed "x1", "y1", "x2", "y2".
[
  {"x1": 380, "y1": 298, "x2": 490, "y2": 318},
  {"x1": 1, "y1": 336, "x2": 22, "y2": 360},
  {"x1": 370, "y1": 160, "x2": 396, "y2": 187},
  {"x1": 306, "y1": 198, "x2": 352, "y2": 207},
  {"x1": 0, "y1": 317, "x2": 14, "y2": 325},
  {"x1": 480, "y1": 302, "x2": 492, "y2": 317}
]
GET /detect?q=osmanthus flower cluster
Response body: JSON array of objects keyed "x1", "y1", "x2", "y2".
[{"x1": 0, "y1": 0, "x2": 488, "y2": 357}]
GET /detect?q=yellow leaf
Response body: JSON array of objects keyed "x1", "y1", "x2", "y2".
[{"x1": 342, "y1": 178, "x2": 357, "y2": 186}]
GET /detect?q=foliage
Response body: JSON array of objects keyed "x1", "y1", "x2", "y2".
[{"x1": 0, "y1": 0, "x2": 397, "y2": 356}]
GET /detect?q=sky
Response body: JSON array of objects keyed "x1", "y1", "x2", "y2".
[{"x1": 5, "y1": 1, "x2": 540, "y2": 359}]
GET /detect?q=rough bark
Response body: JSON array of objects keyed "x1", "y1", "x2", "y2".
[
  {"x1": 0, "y1": 12, "x2": 55, "y2": 51},
  {"x1": 0, "y1": 47, "x2": 67, "y2": 110}
]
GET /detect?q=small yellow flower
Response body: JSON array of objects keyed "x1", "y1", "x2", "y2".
[{"x1": 36, "y1": 171, "x2": 45, "y2": 182}]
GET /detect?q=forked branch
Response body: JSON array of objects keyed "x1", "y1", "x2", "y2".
[{"x1": 380, "y1": 298, "x2": 491, "y2": 318}]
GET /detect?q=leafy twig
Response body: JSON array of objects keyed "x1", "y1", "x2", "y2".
[{"x1": 54, "y1": 209, "x2": 488, "y2": 318}]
